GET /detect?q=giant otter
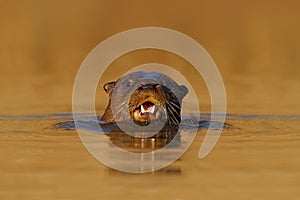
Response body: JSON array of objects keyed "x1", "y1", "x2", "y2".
[
  {"x1": 100, "y1": 71, "x2": 187, "y2": 149},
  {"x1": 101, "y1": 71, "x2": 188, "y2": 130}
]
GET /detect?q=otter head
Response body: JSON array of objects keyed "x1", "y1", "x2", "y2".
[{"x1": 101, "y1": 71, "x2": 188, "y2": 128}]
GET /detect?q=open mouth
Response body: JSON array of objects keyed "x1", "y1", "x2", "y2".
[
  {"x1": 132, "y1": 101, "x2": 157, "y2": 126},
  {"x1": 137, "y1": 101, "x2": 156, "y2": 116}
]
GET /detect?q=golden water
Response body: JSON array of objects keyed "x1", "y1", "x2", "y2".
[{"x1": 0, "y1": 1, "x2": 300, "y2": 199}]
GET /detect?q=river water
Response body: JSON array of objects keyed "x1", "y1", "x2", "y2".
[{"x1": 1, "y1": 1, "x2": 300, "y2": 200}]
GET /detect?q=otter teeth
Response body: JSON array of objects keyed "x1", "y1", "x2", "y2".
[
  {"x1": 141, "y1": 104, "x2": 155, "y2": 114},
  {"x1": 150, "y1": 105, "x2": 155, "y2": 113},
  {"x1": 141, "y1": 105, "x2": 146, "y2": 113}
]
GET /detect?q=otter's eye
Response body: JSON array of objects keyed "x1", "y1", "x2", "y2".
[
  {"x1": 125, "y1": 80, "x2": 133, "y2": 87},
  {"x1": 162, "y1": 81, "x2": 169, "y2": 88}
]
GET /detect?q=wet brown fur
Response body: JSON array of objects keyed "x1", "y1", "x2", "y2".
[{"x1": 101, "y1": 71, "x2": 188, "y2": 127}]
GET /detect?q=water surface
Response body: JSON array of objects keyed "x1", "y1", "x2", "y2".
[{"x1": 1, "y1": 114, "x2": 300, "y2": 199}]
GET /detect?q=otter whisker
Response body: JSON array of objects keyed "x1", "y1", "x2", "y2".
[
  {"x1": 166, "y1": 106, "x2": 180, "y2": 125},
  {"x1": 166, "y1": 102, "x2": 181, "y2": 116},
  {"x1": 169, "y1": 101, "x2": 181, "y2": 109}
]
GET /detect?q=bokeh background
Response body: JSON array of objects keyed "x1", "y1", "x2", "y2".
[{"x1": 1, "y1": 0, "x2": 299, "y2": 115}]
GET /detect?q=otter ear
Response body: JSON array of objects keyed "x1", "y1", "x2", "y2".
[
  {"x1": 103, "y1": 81, "x2": 116, "y2": 94},
  {"x1": 179, "y1": 85, "x2": 188, "y2": 98}
]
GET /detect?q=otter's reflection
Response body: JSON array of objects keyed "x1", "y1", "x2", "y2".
[
  {"x1": 53, "y1": 116, "x2": 205, "y2": 173},
  {"x1": 106, "y1": 165, "x2": 182, "y2": 175},
  {"x1": 97, "y1": 122, "x2": 183, "y2": 173},
  {"x1": 101, "y1": 122, "x2": 180, "y2": 153},
  {"x1": 104, "y1": 132, "x2": 183, "y2": 175}
]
